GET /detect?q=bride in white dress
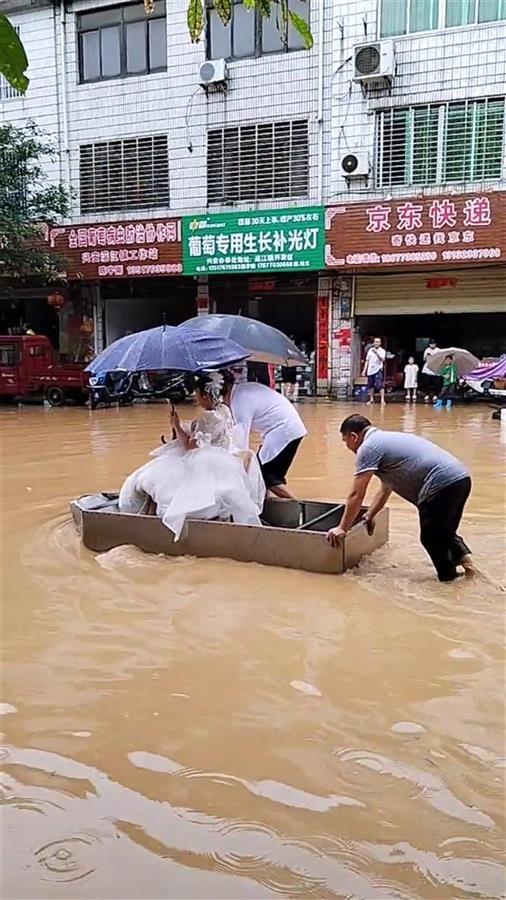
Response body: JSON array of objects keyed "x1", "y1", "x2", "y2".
[{"x1": 119, "y1": 371, "x2": 265, "y2": 539}]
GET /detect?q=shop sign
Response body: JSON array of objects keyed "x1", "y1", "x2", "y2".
[
  {"x1": 40, "y1": 218, "x2": 183, "y2": 279},
  {"x1": 183, "y1": 207, "x2": 325, "y2": 275},
  {"x1": 325, "y1": 192, "x2": 506, "y2": 270}
]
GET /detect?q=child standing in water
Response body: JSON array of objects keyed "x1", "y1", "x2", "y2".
[{"x1": 404, "y1": 356, "x2": 419, "y2": 402}]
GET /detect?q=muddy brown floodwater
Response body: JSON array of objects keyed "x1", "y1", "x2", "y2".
[{"x1": 1, "y1": 401, "x2": 505, "y2": 899}]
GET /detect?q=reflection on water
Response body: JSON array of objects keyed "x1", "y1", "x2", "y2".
[{"x1": 1, "y1": 401, "x2": 505, "y2": 899}]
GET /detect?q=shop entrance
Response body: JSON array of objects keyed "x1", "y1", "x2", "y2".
[
  {"x1": 0, "y1": 291, "x2": 60, "y2": 347},
  {"x1": 356, "y1": 312, "x2": 506, "y2": 388},
  {"x1": 211, "y1": 274, "x2": 317, "y2": 356},
  {"x1": 102, "y1": 277, "x2": 197, "y2": 344}
]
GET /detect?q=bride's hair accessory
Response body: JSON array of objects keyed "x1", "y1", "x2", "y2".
[{"x1": 198, "y1": 370, "x2": 225, "y2": 404}]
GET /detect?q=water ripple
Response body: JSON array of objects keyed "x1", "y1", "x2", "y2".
[
  {"x1": 336, "y1": 749, "x2": 495, "y2": 829},
  {"x1": 34, "y1": 833, "x2": 102, "y2": 883}
]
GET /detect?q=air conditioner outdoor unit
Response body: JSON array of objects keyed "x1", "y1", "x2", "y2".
[
  {"x1": 340, "y1": 150, "x2": 370, "y2": 179},
  {"x1": 353, "y1": 40, "x2": 395, "y2": 84},
  {"x1": 199, "y1": 58, "x2": 228, "y2": 87}
]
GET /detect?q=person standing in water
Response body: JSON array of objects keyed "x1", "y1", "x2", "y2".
[
  {"x1": 439, "y1": 354, "x2": 458, "y2": 402},
  {"x1": 403, "y1": 356, "x2": 419, "y2": 402},
  {"x1": 326, "y1": 415, "x2": 475, "y2": 582},
  {"x1": 363, "y1": 338, "x2": 386, "y2": 405},
  {"x1": 422, "y1": 338, "x2": 440, "y2": 401},
  {"x1": 222, "y1": 376, "x2": 306, "y2": 500}
]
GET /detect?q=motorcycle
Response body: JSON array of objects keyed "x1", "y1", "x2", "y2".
[
  {"x1": 88, "y1": 370, "x2": 193, "y2": 409},
  {"x1": 88, "y1": 370, "x2": 134, "y2": 409},
  {"x1": 131, "y1": 371, "x2": 192, "y2": 404}
]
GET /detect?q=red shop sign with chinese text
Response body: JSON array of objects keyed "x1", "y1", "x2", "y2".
[
  {"x1": 325, "y1": 192, "x2": 506, "y2": 270},
  {"x1": 40, "y1": 217, "x2": 183, "y2": 279}
]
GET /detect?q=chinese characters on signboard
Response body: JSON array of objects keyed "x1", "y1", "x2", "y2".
[
  {"x1": 41, "y1": 218, "x2": 183, "y2": 279},
  {"x1": 325, "y1": 193, "x2": 505, "y2": 270},
  {"x1": 316, "y1": 293, "x2": 329, "y2": 381},
  {"x1": 183, "y1": 208, "x2": 325, "y2": 275}
]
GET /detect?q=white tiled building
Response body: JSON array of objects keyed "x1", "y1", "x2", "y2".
[
  {"x1": 1, "y1": 0, "x2": 505, "y2": 391},
  {"x1": 1, "y1": 0, "x2": 330, "y2": 217}
]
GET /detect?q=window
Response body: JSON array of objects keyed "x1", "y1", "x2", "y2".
[
  {"x1": 28, "y1": 346, "x2": 47, "y2": 357},
  {"x1": 207, "y1": 120, "x2": 308, "y2": 203},
  {"x1": 376, "y1": 98, "x2": 505, "y2": 188},
  {"x1": 207, "y1": 0, "x2": 308, "y2": 61},
  {"x1": 79, "y1": 135, "x2": 169, "y2": 212},
  {"x1": 0, "y1": 346, "x2": 21, "y2": 366},
  {"x1": 380, "y1": 0, "x2": 506, "y2": 35},
  {"x1": 0, "y1": 147, "x2": 28, "y2": 213},
  {"x1": 0, "y1": 27, "x2": 22, "y2": 99},
  {"x1": 446, "y1": 0, "x2": 506, "y2": 25},
  {"x1": 380, "y1": 0, "x2": 438, "y2": 36},
  {"x1": 78, "y1": 1, "x2": 166, "y2": 83}
]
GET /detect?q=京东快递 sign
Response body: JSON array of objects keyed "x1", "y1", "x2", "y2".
[{"x1": 183, "y1": 207, "x2": 325, "y2": 275}]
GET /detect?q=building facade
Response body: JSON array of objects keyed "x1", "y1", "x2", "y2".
[
  {"x1": 1, "y1": 0, "x2": 505, "y2": 391},
  {"x1": 324, "y1": 0, "x2": 506, "y2": 395}
]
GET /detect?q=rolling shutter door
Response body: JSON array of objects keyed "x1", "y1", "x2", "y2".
[{"x1": 355, "y1": 268, "x2": 506, "y2": 315}]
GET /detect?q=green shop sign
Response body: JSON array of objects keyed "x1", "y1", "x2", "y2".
[{"x1": 183, "y1": 207, "x2": 325, "y2": 275}]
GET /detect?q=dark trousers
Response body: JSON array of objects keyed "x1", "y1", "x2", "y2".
[
  {"x1": 418, "y1": 477, "x2": 472, "y2": 582},
  {"x1": 439, "y1": 382, "x2": 458, "y2": 400},
  {"x1": 423, "y1": 373, "x2": 442, "y2": 396}
]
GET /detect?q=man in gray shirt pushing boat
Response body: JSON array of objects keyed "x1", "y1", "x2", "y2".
[{"x1": 327, "y1": 414, "x2": 474, "y2": 582}]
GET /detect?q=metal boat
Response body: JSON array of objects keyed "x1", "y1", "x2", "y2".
[{"x1": 71, "y1": 495, "x2": 388, "y2": 575}]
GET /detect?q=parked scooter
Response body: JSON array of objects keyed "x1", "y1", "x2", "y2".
[
  {"x1": 88, "y1": 370, "x2": 193, "y2": 409},
  {"x1": 88, "y1": 370, "x2": 134, "y2": 409},
  {"x1": 131, "y1": 371, "x2": 192, "y2": 404}
]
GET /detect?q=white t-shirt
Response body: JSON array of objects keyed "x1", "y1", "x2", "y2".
[
  {"x1": 403, "y1": 363, "x2": 419, "y2": 389},
  {"x1": 422, "y1": 345, "x2": 438, "y2": 375},
  {"x1": 364, "y1": 346, "x2": 386, "y2": 376},
  {"x1": 230, "y1": 382, "x2": 307, "y2": 464}
]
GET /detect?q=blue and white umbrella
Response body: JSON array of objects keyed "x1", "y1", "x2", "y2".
[{"x1": 85, "y1": 325, "x2": 249, "y2": 374}]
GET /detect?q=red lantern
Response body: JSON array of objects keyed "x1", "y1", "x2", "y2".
[{"x1": 47, "y1": 291, "x2": 65, "y2": 309}]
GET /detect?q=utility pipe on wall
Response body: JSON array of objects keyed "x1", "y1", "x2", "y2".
[
  {"x1": 317, "y1": 0, "x2": 325, "y2": 204},
  {"x1": 59, "y1": 1, "x2": 71, "y2": 190}
]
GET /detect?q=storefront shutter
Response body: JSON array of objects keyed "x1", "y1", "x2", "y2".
[{"x1": 355, "y1": 267, "x2": 506, "y2": 315}]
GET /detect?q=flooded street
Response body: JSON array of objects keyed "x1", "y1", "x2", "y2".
[{"x1": 1, "y1": 400, "x2": 505, "y2": 899}]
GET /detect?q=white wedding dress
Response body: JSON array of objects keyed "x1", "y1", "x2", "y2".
[{"x1": 118, "y1": 403, "x2": 265, "y2": 540}]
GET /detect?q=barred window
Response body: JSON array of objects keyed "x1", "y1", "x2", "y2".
[
  {"x1": 0, "y1": 147, "x2": 28, "y2": 213},
  {"x1": 376, "y1": 98, "x2": 505, "y2": 188},
  {"x1": 207, "y1": 120, "x2": 309, "y2": 204},
  {"x1": 79, "y1": 135, "x2": 169, "y2": 213},
  {"x1": 0, "y1": 27, "x2": 23, "y2": 99},
  {"x1": 78, "y1": 1, "x2": 166, "y2": 83}
]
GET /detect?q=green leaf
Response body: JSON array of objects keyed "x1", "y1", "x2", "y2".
[
  {"x1": 187, "y1": 0, "x2": 204, "y2": 42},
  {"x1": 243, "y1": 0, "x2": 256, "y2": 7},
  {"x1": 288, "y1": 9, "x2": 313, "y2": 49},
  {"x1": 255, "y1": 0, "x2": 272, "y2": 16},
  {"x1": 0, "y1": 14, "x2": 29, "y2": 93},
  {"x1": 214, "y1": 0, "x2": 232, "y2": 24}
]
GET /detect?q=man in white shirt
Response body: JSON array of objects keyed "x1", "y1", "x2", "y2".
[
  {"x1": 422, "y1": 338, "x2": 440, "y2": 401},
  {"x1": 223, "y1": 379, "x2": 307, "y2": 500},
  {"x1": 363, "y1": 337, "x2": 386, "y2": 405}
]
